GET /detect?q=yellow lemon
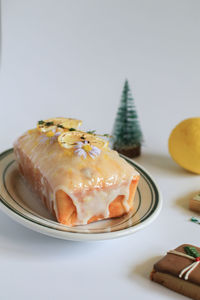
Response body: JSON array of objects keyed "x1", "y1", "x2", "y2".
[
  {"x1": 58, "y1": 131, "x2": 108, "y2": 150},
  {"x1": 37, "y1": 117, "x2": 82, "y2": 134},
  {"x1": 168, "y1": 118, "x2": 200, "y2": 174}
]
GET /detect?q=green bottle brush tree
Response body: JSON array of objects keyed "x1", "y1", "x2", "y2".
[{"x1": 111, "y1": 80, "x2": 143, "y2": 158}]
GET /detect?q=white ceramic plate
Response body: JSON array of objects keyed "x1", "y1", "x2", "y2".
[{"x1": 0, "y1": 149, "x2": 162, "y2": 241}]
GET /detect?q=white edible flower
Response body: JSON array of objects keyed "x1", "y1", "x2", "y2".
[{"x1": 74, "y1": 141, "x2": 101, "y2": 159}]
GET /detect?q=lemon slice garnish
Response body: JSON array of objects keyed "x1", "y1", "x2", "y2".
[
  {"x1": 58, "y1": 131, "x2": 108, "y2": 150},
  {"x1": 37, "y1": 118, "x2": 82, "y2": 134}
]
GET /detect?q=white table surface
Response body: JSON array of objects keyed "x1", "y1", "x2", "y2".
[{"x1": 0, "y1": 1, "x2": 200, "y2": 299}]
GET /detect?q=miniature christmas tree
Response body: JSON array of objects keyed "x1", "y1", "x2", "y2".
[{"x1": 111, "y1": 80, "x2": 143, "y2": 158}]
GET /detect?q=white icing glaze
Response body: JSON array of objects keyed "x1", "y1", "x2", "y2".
[{"x1": 14, "y1": 129, "x2": 139, "y2": 225}]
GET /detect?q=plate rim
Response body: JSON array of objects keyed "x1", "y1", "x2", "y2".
[{"x1": 0, "y1": 148, "x2": 162, "y2": 241}]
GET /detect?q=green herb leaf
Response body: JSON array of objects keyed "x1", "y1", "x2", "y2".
[
  {"x1": 57, "y1": 124, "x2": 64, "y2": 129},
  {"x1": 69, "y1": 128, "x2": 76, "y2": 131}
]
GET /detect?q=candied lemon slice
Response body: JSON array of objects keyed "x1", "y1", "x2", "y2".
[
  {"x1": 58, "y1": 131, "x2": 108, "y2": 149},
  {"x1": 37, "y1": 118, "x2": 82, "y2": 133}
]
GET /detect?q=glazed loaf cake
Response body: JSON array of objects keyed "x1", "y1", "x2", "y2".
[{"x1": 14, "y1": 120, "x2": 140, "y2": 226}]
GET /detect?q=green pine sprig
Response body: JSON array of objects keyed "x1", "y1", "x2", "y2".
[
  {"x1": 37, "y1": 120, "x2": 54, "y2": 127},
  {"x1": 87, "y1": 130, "x2": 111, "y2": 138},
  {"x1": 57, "y1": 124, "x2": 64, "y2": 129},
  {"x1": 87, "y1": 130, "x2": 96, "y2": 134},
  {"x1": 69, "y1": 128, "x2": 76, "y2": 131},
  {"x1": 184, "y1": 246, "x2": 200, "y2": 258},
  {"x1": 38, "y1": 120, "x2": 45, "y2": 125},
  {"x1": 45, "y1": 121, "x2": 54, "y2": 126}
]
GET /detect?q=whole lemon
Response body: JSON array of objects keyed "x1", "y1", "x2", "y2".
[{"x1": 168, "y1": 118, "x2": 200, "y2": 174}]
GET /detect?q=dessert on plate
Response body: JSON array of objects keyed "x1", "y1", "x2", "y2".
[{"x1": 14, "y1": 118, "x2": 140, "y2": 226}]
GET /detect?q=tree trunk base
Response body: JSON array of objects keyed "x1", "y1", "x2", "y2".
[{"x1": 113, "y1": 144, "x2": 141, "y2": 158}]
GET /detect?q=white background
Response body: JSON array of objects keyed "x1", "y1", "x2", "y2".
[{"x1": 0, "y1": 0, "x2": 200, "y2": 299}]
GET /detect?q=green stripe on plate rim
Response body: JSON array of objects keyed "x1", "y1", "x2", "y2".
[{"x1": 0, "y1": 148, "x2": 159, "y2": 234}]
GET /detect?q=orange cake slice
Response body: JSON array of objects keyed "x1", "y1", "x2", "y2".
[{"x1": 14, "y1": 119, "x2": 140, "y2": 226}]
